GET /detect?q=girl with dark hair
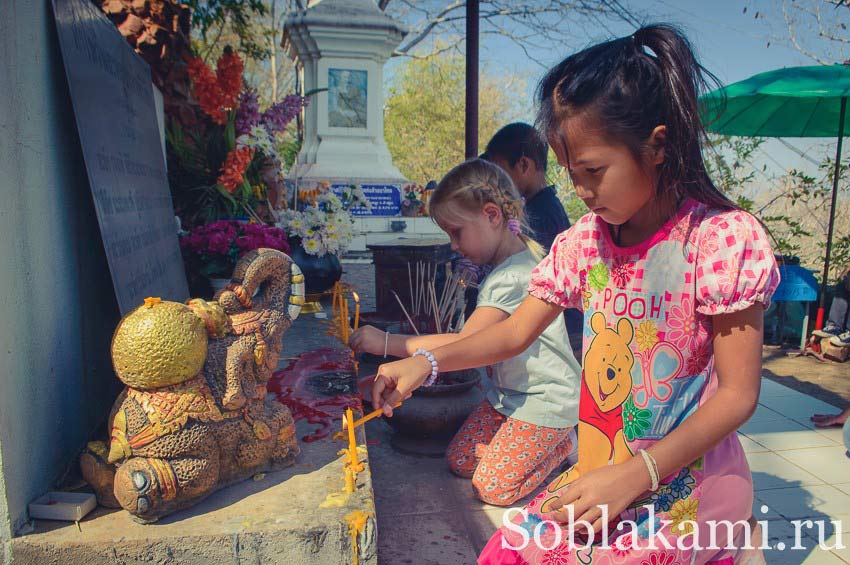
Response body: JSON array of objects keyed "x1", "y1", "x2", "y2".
[{"x1": 370, "y1": 25, "x2": 780, "y2": 563}]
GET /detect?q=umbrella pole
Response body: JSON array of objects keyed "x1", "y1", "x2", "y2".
[{"x1": 815, "y1": 96, "x2": 847, "y2": 330}]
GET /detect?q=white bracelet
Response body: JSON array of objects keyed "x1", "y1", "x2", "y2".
[
  {"x1": 383, "y1": 330, "x2": 390, "y2": 358},
  {"x1": 412, "y1": 348, "x2": 439, "y2": 387},
  {"x1": 639, "y1": 449, "x2": 659, "y2": 492}
]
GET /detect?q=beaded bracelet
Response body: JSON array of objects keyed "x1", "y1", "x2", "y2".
[
  {"x1": 638, "y1": 449, "x2": 660, "y2": 491},
  {"x1": 412, "y1": 348, "x2": 439, "y2": 387}
]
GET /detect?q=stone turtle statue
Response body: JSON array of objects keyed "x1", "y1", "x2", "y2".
[{"x1": 81, "y1": 248, "x2": 305, "y2": 523}]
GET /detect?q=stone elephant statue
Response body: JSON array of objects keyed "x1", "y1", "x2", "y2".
[{"x1": 81, "y1": 248, "x2": 305, "y2": 523}]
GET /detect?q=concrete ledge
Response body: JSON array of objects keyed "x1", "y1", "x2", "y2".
[{"x1": 10, "y1": 419, "x2": 376, "y2": 564}]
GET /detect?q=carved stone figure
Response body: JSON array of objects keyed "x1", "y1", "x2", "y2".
[{"x1": 81, "y1": 248, "x2": 305, "y2": 523}]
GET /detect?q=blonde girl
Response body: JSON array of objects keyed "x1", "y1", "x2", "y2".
[{"x1": 350, "y1": 159, "x2": 581, "y2": 506}]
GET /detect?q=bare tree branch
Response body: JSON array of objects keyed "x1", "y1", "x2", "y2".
[
  {"x1": 775, "y1": 0, "x2": 849, "y2": 64},
  {"x1": 394, "y1": 1, "x2": 465, "y2": 56},
  {"x1": 387, "y1": 1, "x2": 643, "y2": 58},
  {"x1": 783, "y1": 3, "x2": 833, "y2": 65}
]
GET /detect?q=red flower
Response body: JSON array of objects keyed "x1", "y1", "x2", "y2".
[
  {"x1": 216, "y1": 49, "x2": 244, "y2": 110},
  {"x1": 612, "y1": 255, "x2": 636, "y2": 289},
  {"x1": 187, "y1": 56, "x2": 227, "y2": 124},
  {"x1": 186, "y1": 49, "x2": 245, "y2": 125},
  {"x1": 217, "y1": 147, "x2": 255, "y2": 193}
]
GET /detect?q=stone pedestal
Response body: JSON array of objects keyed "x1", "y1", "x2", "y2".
[
  {"x1": 283, "y1": 0, "x2": 407, "y2": 184},
  {"x1": 367, "y1": 237, "x2": 454, "y2": 325}
]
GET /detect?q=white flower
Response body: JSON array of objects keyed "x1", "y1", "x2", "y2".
[
  {"x1": 236, "y1": 126, "x2": 278, "y2": 160},
  {"x1": 236, "y1": 134, "x2": 249, "y2": 149},
  {"x1": 276, "y1": 190, "x2": 359, "y2": 256},
  {"x1": 303, "y1": 237, "x2": 321, "y2": 254}
]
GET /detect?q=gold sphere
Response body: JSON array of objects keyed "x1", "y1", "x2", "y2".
[{"x1": 111, "y1": 299, "x2": 208, "y2": 389}]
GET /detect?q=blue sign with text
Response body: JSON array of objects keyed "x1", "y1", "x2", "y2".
[{"x1": 333, "y1": 184, "x2": 401, "y2": 217}]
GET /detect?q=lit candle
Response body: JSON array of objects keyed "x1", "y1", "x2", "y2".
[
  {"x1": 345, "y1": 408, "x2": 358, "y2": 467},
  {"x1": 352, "y1": 292, "x2": 361, "y2": 332}
]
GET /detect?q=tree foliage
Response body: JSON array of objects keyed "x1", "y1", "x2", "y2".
[
  {"x1": 180, "y1": 0, "x2": 270, "y2": 60},
  {"x1": 383, "y1": 50, "x2": 525, "y2": 184}
]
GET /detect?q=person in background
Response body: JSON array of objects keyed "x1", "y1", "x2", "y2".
[
  {"x1": 812, "y1": 265, "x2": 850, "y2": 347},
  {"x1": 811, "y1": 405, "x2": 850, "y2": 453},
  {"x1": 481, "y1": 122, "x2": 571, "y2": 251}
]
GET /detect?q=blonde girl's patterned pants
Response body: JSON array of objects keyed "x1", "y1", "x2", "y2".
[{"x1": 446, "y1": 400, "x2": 575, "y2": 506}]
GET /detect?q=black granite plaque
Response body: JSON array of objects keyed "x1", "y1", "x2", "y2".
[{"x1": 52, "y1": 0, "x2": 188, "y2": 314}]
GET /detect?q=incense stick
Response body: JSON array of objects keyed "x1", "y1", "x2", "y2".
[
  {"x1": 391, "y1": 290, "x2": 420, "y2": 335},
  {"x1": 429, "y1": 282, "x2": 441, "y2": 334},
  {"x1": 407, "y1": 262, "x2": 415, "y2": 317}
]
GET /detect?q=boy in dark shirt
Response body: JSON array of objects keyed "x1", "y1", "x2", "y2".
[{"x1": 481, "y1": 122, "x2": 571, "y2": 251}]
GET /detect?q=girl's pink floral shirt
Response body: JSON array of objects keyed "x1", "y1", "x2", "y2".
[{"x1": 485, "y1": 198, "x2": 780, "y2": 564}]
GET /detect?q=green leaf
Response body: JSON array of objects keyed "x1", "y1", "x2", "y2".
[
  {"x1": 587, "y1": 263, "x2": 609, "y2": 291},
  {"x1": 224, "y1": 116, "x2": 236, "y2": 151}
]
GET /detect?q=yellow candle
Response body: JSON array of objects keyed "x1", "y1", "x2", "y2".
[
  {"x1": 347, "y1": 402, "x2": 402, "y2": 429},
  {"x1": 335, "y1": 283, "x2": 342, "y2": 316},
  {"x1": 346, "y1": 408, "x2": 358, "y2": 466},
  {"x1": 352, "y1": 292, "x2": 361, "y2": 331},
  {"x1": 337, "y1": 294, "x2": 346, "y2": 344},
  {"x1": 343, "y1": 299, "x2": 351, "y2": 344}
]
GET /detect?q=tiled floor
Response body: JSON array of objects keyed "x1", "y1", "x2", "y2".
[
  {"x1": 742, "y1": 379, "x2": 850, "y2": 563},
  {"x1": 368, "y1": 377, "x2": 850, "y2": 564}
]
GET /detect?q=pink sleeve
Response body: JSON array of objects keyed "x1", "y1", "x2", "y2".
[
  {"x1": 528, "y1": 224, "x2": 584, "y2": 310},
  {"x1": 695, "y1": 210, "x2": 780, "y2": 315}
]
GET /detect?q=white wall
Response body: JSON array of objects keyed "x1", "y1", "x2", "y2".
[{"x1": 0, "y1": 0, "x2": 121, "y2": 541}]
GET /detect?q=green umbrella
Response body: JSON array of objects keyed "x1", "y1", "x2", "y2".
[{"x1": 700, "y1": 64, "x2": 850, "y2": 329}]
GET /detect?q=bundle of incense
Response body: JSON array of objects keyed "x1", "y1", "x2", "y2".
[{"x1": 398, "y1": 261, "x2": 466, "y2": 333}]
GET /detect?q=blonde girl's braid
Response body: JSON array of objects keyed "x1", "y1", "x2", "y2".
[{"x1": 432, "y1": 159, "x2": 545, "y2": 260}]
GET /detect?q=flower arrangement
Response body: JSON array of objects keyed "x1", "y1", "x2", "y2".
[
  {"x1": 179, "y1": 220, "x2": 290, "y2": 279},
  {"x1": 277, "y1": 183, "x2": 371, "y2": 257},
  {"x1": 167, "y1": 46, "x2": 309, "y2": 227}
]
